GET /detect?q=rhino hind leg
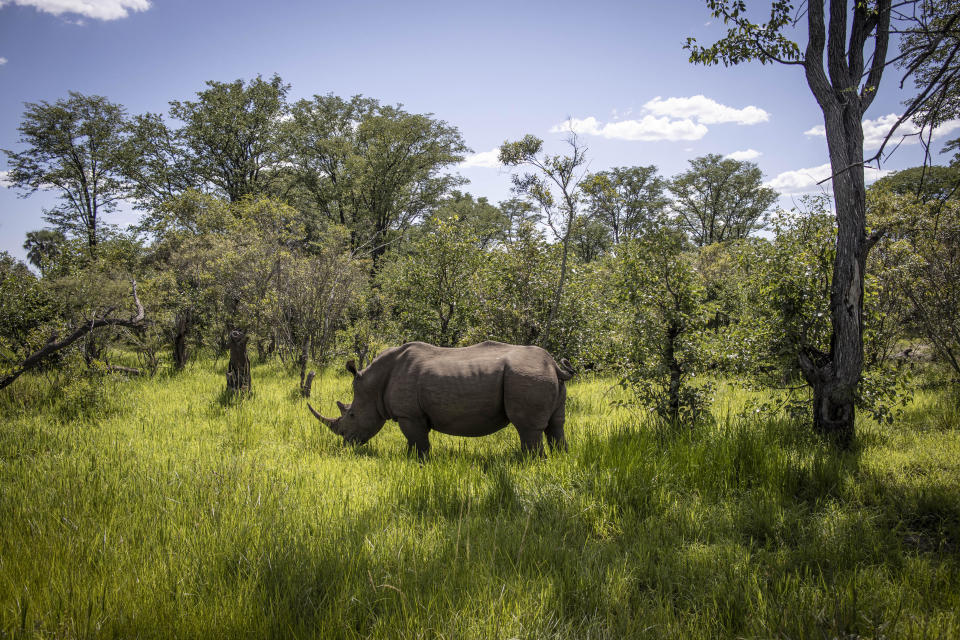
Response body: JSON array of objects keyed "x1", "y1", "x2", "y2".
[
  {"x1": 545, "y1": 388, "x2": 568, "y2": 453},
  {"x1": 399, "y1": 418, "x2": 431, "y2": 461},
  {"x1": 545, "y1": 414, "x2": 567, "y2": 452},
  {"x1": 517, "y1": 429, "x2": 545, "y2": 457}
]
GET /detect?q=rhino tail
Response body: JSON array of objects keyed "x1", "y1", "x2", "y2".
[{"x1": 556, "y1": 358, "x2": 575, "y2": 381}]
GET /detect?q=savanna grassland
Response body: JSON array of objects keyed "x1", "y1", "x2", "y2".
[{"x1": 2, "y1": 363, "x2": 959, "y2": 639}]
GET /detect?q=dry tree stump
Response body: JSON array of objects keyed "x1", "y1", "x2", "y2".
[
  {"x1": 226, "y1": 329, "x2": 251, "y2": 393},
  {"x1": 300, "y1": 370, "x2": 316, "y2": 398}
]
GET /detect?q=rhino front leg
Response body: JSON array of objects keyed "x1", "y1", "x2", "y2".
[{"x1": 398, "y1": 419, "x2": 431, "y2": 461}]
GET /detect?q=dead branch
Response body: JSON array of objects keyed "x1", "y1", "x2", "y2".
[{"x1": 0, "y1": 280, "x2": 146, "y2": 391}]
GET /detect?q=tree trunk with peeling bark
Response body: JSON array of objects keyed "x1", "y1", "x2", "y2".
[{"x1": 793, "y1": 0, "x2": 891, "y2": 446}]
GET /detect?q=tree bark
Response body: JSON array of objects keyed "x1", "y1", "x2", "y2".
[
  {"x1": 298, "y1": 333, "x2": 311, "y2": 389},
  {"x1": 301, "y1": 370, "x2": 316, "y2": 398},
  {"x1": 226, "y1": 329, "x2": 251, "y2": 393},
  {"x1": 793, "y1": 0, "x2": 891, "y2": 446},
  {"x1": 172, "y1": 307, "x2": 192, "y2": 370},
  {"x1": 664, "y1": 321, "x2": 683, "y2": 424}
]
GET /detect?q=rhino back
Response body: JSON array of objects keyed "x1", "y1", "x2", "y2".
[{"x1": 382, "y1": 342, "x2": 563, "y2": 436}]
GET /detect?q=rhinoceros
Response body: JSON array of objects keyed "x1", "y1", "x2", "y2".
[{"x1": 307, "y1": 341, "x2": 574, "y2": 458}]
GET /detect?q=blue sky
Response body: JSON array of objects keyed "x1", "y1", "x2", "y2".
[{"x1": 0, "y1": 0, "x2": 955, "y2": 261}]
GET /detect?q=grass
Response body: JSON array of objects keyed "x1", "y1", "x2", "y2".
[{"x1": 1, "y1": 361, "x2": 959, "y2": 638}]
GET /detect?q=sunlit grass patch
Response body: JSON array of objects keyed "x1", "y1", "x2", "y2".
[{"x1": 1, "y1": 360, "x2": 959, "y2": 638}]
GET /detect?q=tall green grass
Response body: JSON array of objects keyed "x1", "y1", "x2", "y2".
[{"x1": 1, "y1": 362, "x2": 958, "y2": 638}]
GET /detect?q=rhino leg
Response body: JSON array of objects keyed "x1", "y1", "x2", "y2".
[
  {"x1": 546, "y1": 421, "x2": 567, "y2": 453},
  {"x1": 399, "y1": 419, "x2": 431, "y2": 461},
  {"x1": 517, "y1": 429, "x2": 545, "y2": 457},
  {"x1": 546, "y1": 392, "x2": 568, "y2": 453}
]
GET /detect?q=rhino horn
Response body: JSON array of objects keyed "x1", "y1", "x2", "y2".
[{"x1": 306, "y1": 402, "x2": 338, "y2": 431}]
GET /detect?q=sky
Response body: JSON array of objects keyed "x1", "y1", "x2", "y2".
[{"x1": 0, "y1": 0, "x2": 956, "y2": 262}]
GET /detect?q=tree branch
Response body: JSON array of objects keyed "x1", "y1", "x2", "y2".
[{"x1": 0, "y1": 280, "x2": 146, "y2": 391}]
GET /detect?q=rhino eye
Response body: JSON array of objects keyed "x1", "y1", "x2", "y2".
[{"x1": 349, "y1": 411, "x2": 355, "y2": 417}]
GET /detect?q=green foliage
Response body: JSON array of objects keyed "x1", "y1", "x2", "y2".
[
  {"x1": 684, "y1": 1, "x2": 802, "y2": 67},
  {"x1": 581, "y1": 164, "x2": 670, "y2": 244},
  {"x1": 499, "y1": 133, "x2": 589, "y2": 348},
  {"x1": 668, "y1": 153, "x2": 779, "y2": 246},
  {"x1": 870, "y1": 186, "x2": 960, "y2": 379},
  {"x1": 3, "y1": 92, "x2": 131, "y2": 253},
  {"x1": 469, "y1": 222, "x2": 555, "y2": 347},
  {"x1": 283, "y1": 93, "x2": 468, "y2": 261},
  {"x1": 379, "y1": 213, "x2": 486, "y2": 347},
  {"x1": 724, "y1": 198, "x2": 909, "y2": 423},
  {"x1": 22, "y1": 229, "x2": 66, "y2": 276},
  {"x1": 568, "y1": 214, "x2": 612, "y2": 262},
  {"x1": 168, "y1": 74, "x2": 290, "y2": 202},
  {"x1": 872, "y1": 165, "x2": 960, "y2": 204},
  {"x1": 618, "y1": 229, "x2": 713, "y2": 424},
  {"x1": 0, "y1": 252, "x2": 55, "y2": 372}
]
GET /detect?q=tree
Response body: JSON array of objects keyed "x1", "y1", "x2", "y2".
[
  {"x1": 379, "y1": 213, "x2": 486, "y2": 346},
  {"x1": 284, "y1": 94, "x2": 468, "y2": 265},
  {"x1": 582, "y1": 165, "x2": 670, "y2": 244},
  {"x1": 168, "y1": 74, "x2": 290, "y2": 203},
  {"x1": 4, "y1": 93, "x2": 131, "y2": 256},
  {"x1": 121, "y1": 112, "x2": 199, "y2": 212},
  {"x1": 668, "y1": 154, "x2": 778, "y2": 247},
  {"x1": 148, "y1": 192, "x2": 304, "y2": 387},
  {"x1": 499, "y1": 133, "x2": 588, "y2": 350},
  {"x1": 686, "y1": 1, "x2": 901, "y2": 445},
  {"x1": 618, "y1": 230, "x2": 711, "y2": 424},
  {"x1": 499, "y1": 197, "x2": 542, "y2": 241},
  {"x1": 870, "y1": 187, "x2": 960, "y2": 379},
  {"x1": 872, "y1": 164, "x2": 960, "y2": 204},
  {"x1": 425, "y1": 191, "x2": 511, "y2": 249},
  {"x1": 473, "y1": 221, "x2": 555, "y2": 347},
  {"x1": 569, "y1": 215, "x2": 612, "y2": 262},
  {"x1": 0, "y1": 276, "x2": 145, "y2": 392},
  {"x1": 895, "y1": 1, "x2": 960, "y2": 161},
  {"x1": 22, "y1": 229, "x2": 66, "y2": 276},
  {"x1": 0, "y1": 252, "x2": 54, "y2": 368},
  {"x1": 272, "y1": 226, "x2": 367, "y2": 386}
]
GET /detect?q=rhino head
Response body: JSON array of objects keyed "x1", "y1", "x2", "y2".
[{"x1": 307, "y1": 359, "x2": 386, "y2": 446}]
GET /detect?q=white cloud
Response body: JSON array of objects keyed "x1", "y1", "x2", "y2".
[
  {"x1": 644, "y1": 95, "x2": 770, "y2": 125},
  {"x1": 0, "y1": 0, "x2": 150, "y2": 20},
  {"x1": 765, "y1": 163, "x2": 891, "y2": 195},
  {"x1": 460, "y1": 148, "x2": 501, "y2": 169},
  {"x1": 0, "y1": 57, "x2": 7, "y2": 65},
  {"x1": 551, "y1": 115, "x2": 708, "y2": 142},
  {"x1": 0, "y1": 171, "x2": 12, "y2": 188},
  {"x1": 804, "y1": 114, "x2": 960, "y2": 150},
  {"x1": 552, "y1": 95, "x2": 767, "y2": 143},
  {"x1": 725, "y1": 149, "x2": 762, "y2": 161}
]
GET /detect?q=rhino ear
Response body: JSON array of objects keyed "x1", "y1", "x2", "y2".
[
  {"x1": 345, "y1": 360, "x2": 360, "y2": 379},
  {"x1": 336, "y1": 400, "x2": 348, "y2": 414}
]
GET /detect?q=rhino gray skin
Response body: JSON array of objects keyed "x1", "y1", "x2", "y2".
[{"x1": 307, "y1": 341, "x2": 574, "y2": 458}]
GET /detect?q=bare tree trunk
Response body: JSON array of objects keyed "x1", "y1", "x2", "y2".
[
  {"x1": 226, "y1": 329, "x2": 251, "y2": 393},
  {"x1": 301, "y1": 370, "x2": 316, "y2": 398},
  {"x1": 298, "y1": 333, "x2": 311, "y2": 389},
  {"x1": 541, "y1": 228, "x2": 570, "y2": 350},
  {"x1": 664, "y1": 321, "x2": 683, "y2": 424},
  {"x1": 793, "y1": 0, "x2": 891, "y2": 447},
  {"x1": 173, "y1": 307, "x2": 192, "y2": 370}
]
